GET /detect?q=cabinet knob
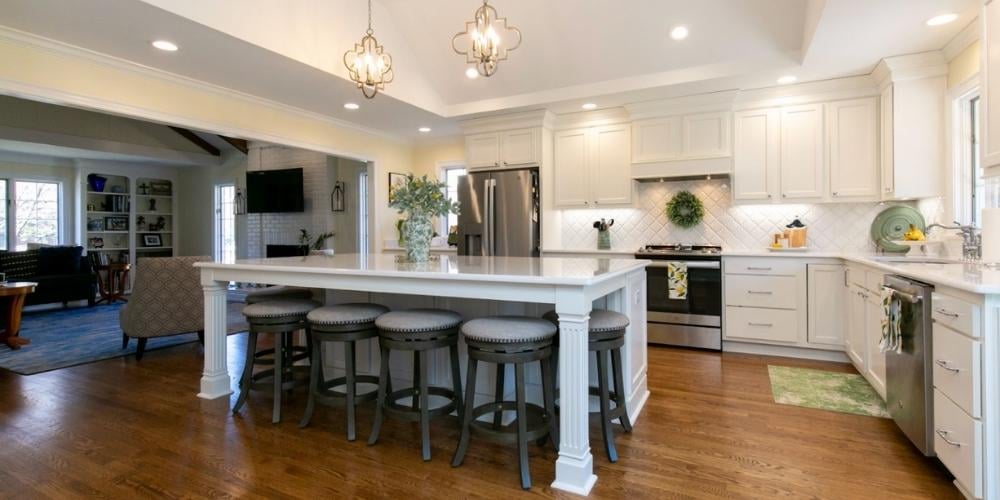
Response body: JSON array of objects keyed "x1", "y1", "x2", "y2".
[
  {"x1": 767, "y1": 194, "x2": 772, "y2": 198},
  {"x1": 782, "y1": 193, "x2": 787, "y2": 198},
  {"x1": 833, "y1": 192, "x2": 838, "y2": 196},
  {"x1": 584, "y1": 201, "x2": 589, "y2": 205},
  {"x1": 594, "y1": 200, "x2": 599, "y2": 205}
]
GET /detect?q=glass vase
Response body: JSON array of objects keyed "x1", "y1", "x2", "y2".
[
  {"x1": 597, "y1": 230, "x2": 611, "y2": 250},
  {"x1": 403, "y1": 214, "x2": 433, "y2": 262}
]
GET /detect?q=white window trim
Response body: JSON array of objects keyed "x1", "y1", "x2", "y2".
[
  {"x1": 5, "y1": 177, "x2": 64, "y2": 250},
  {"x1": 949, "y1": 75, "x2": 981, "y2": 225},
  {"x1": 437, "y1": 160, "x2": 465, "y2": 237}
]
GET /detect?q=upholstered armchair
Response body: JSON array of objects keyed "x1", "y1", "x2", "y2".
[{"x1": 119, "y1": 256, "x2": 211, "y2": 360}]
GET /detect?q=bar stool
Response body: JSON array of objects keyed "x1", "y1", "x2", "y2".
[
  {"x1": 245, "y1": 285, "x2": 313, "y2": 304},
  {"x1": 299, "y1": 303, "x2": 389, "y2": 441},
  {"x1": 368, "y1": 308, "x2": 463, "y2": 461},
  {"x1": 233, "y1": 298, "x2": 320, "y2": 423},
  {"x1": 451, "y1": 316, "x2": 558, "y2": 490},
  {"x1": 544, "y1": 309, "x2": 632, "y2": 462}
]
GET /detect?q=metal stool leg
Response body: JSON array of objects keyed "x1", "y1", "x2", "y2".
[
  {"x1": 450, "y1": 343, "x2": 464, "y2": 421},
  {"x1": 419, "y1": 349, "x2": 432, "y2": 461},
  {"x1": 233, "y1": 331, "x2": 258, "y2": 415},
  {"x1": 596, "y1": 348, "x2": 617, "y2": 462},
  {"x1": 412, "y1": 351, "x2": 421, "y2": 411},
  {"x1": 451, "y1": 356, "x2": 478, "y2": 467},
  {"x1": 540, "y1": 356, "x2": 558, "y2": 450},
  {"x1": 299, "y1": 331, "x2": 321, "y2": 428},
  {"x1": 368, "y1": 345, "x2": 391, "y2": 446},
  {"x1": 611, "y1": 346, "x2": 632, "y2": 432},
  {"x1": 345, "y1": 340, "x2": 358, "y2": 441},
  {"x1": 514, "y1": 362, "x2": 531, "y2": 490},
  {"x1": 272, "y1": 332, "x2": 285, "y2": 424},
  {"x1": 493, "y1": 363, "x2": 506, "y2": 429}
]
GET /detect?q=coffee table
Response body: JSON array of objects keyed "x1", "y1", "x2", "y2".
[{"x1": 0, "y1": 282, "x2": 37, "y2": 349}]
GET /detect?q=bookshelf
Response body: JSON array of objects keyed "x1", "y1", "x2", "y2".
[
  {"x1": 84, "y1": 173, "x2": 131, "y2": 265},
  {"x1": 135, "y1": 178, "x2": 174, "y2": 258}
]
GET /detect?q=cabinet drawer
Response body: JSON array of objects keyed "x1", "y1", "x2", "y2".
[
  {"x1": 725, "y1": 306, "x2": 798, "y2": 343},
  {"x1": 725, "y1": 275, "x2": 797, "y2": 309},
  {"x1": 865, "y1": 269, "x2": 884, "y2": 294},
  {"x1": 846, "y1": 265, "x2": 866, "y2": 288},
  {"x1": 932, "y1": 292, "x2": 981, "y2": 339},
  {"x1": 724, "y1": 257, "x2": 802, "y2": 276},
  {"x1": 933, "y1": 389, "x2": 983, "y2": 499},
  {"x1": 933, "y1": 324, "x2": 982, "y2": 418}
]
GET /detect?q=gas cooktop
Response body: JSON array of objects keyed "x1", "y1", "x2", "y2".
[{"x1": 636, "y1": 244, "x2": 723, "y2": 258}]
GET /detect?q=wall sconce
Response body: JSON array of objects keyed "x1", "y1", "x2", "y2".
[
  {"x1": 331, "y1": 181, "x2": 346, "y2": 212},
  {"x1": 234, "y1": 186, "x2": 247, "y2": 215}
]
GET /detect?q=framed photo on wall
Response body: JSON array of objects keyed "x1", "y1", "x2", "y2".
[
  {"x1": 142, "y1": 234, "x2": 162, "y2": 247},
  {"x1": 104, "y1": 216, "x2": 128, "y2": 231},
  {"x1": 388, "y1": 172, "x2": 407, "y2": 203}
]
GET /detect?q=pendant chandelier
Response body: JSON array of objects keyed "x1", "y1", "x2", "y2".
[
  {"x1": 452, "y1": 0, "x2": 521, "y2": 77},
  {"x1": 344, "y1": 0, "x2": 394, "y2": 99}
]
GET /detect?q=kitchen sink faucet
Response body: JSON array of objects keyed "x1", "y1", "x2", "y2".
[{"x1": 927, "y1": 222, "x2": 981, "y2": 261}]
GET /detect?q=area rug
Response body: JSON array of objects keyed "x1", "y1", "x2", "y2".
[
  {"x1": 0, "y1": 302, "x2": 248, "y2": 375},
  {"x1": 767, "y1": 365, "x2": 890, "y2": 418}
]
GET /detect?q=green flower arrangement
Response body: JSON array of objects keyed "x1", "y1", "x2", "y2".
[
  {"x1": 666, "y1": 190, "x2": 704, "y2": 228},
  {"x1": 390, "y1": 174, "x2": 460, "y2": 262}
]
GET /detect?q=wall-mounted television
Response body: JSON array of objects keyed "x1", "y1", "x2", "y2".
[{"x1": 246, "y1": 168, "x2": 305, "y2": 213}]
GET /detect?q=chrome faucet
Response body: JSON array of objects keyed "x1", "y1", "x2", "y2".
[{"x1": 928, "y1": 222, "x2": 981, "y2": 261}]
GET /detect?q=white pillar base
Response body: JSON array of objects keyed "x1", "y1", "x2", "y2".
[
  {"x1": 551, "y1": 453, "x2": 598, "y2": 495},
  {"x1": 198, "y1": 374, "x2": 233, "y2": 400}
]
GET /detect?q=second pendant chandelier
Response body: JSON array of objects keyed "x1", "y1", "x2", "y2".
[{"x1": 452, "y1": 0, "x2": 522, "y2": 77}]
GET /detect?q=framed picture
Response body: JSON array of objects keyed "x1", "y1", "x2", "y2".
[
  {"x1": 104, "y1": 216, "x2": 128, "y2": 231},
  {"x1": 388, "y1": 172, "x2": 407, "y2": 203},
  {"x1": 87, "y1": 217, "x2": 104, "y2": 231},
  {"x1": 143, "y1": 234, "x2": 162, "y2": 247},
  {"x1": 88, "y1": 237, "x2": 104, "y2": 249},
  {"x1": 149, "y1": 181, "x2": 172, "y2": 196}
]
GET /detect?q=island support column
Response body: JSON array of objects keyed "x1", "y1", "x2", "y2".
[
  {"x1": 551, "y1": 287, "x2": 596, "y2": 495},
  {"x1": 198, "y1": 274, "x2": 232, "y2": 399}
]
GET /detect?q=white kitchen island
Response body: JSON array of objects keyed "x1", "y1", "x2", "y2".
[{"x1": 195, "y1": 253, "x2": 650, "y2": 495}]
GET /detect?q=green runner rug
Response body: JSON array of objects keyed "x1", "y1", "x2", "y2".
[{"x1": 767, "y1": 365, "x2": 889, "y2": 418}]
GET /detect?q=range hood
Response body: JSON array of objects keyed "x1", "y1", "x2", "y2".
[{"x1": 631, "y1": 157, "x2": 732, "y2": 182}]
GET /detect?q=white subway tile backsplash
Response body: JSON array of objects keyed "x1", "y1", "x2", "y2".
[{"x1": 558, "y1": 179, "x2": 911, "y2": 253}]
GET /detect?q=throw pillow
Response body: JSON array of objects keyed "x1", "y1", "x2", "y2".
[
  {"x1": 0, "y1": 249, "x2": 41, "y2": 280},
  {"x1": 38, "y1": 246, "x2": 83, "y2": 275}
]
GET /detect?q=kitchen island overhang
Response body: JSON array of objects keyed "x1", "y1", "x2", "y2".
[{"x1": 195, "y1": 254, "x2": 650, "y2": 495}]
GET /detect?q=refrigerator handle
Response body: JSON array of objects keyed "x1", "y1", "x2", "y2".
[{"x1": 484, "y1": 178, "x2": 492, "y2": 256}]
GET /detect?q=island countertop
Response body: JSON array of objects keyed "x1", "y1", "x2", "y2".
[{"x1": 195, "y1": 254, "x2": 651, "y2": 286}]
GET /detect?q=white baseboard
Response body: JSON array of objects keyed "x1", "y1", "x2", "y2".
[{"x1": 723, "y1": 341, "x2": 850, "y2": 363}]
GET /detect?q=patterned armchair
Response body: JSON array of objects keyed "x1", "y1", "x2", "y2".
[{"x1": 119, "y1": 256, "x2": 211, "y2": 360}]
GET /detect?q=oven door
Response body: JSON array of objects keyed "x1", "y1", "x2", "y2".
[{"x1": 646, "y1": 260, "x2": 722, "y2": 324}]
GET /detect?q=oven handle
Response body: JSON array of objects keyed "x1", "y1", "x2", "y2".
[{"x1": 647, "y1": 261, "x2": 721, "y2": 270}]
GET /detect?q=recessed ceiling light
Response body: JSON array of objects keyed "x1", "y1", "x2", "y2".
[
  {"x1": 926, "y1": 13, "x2": 958, "y2": 26},
  {"x1": 777, "y1": 75, "x2": 797, "y2": 85},
  {"x1": 418, "y1": 127, "x2": 432, "y2": 133},
  {"x1": 465, "y1": 68, "x2": 479, "y2": 79},
  {"x1": 343, "y1": 102, "x2": 360, "y2": 110},
  {"x1": 670, "y1": 25, "x2": 689, "y2": 41},
  {"x1": 581, "y1": 103, "x2": 597, "y2": 110},
  {"x1": 151, "y1": 40, "x2": 179, "y2": 52}
]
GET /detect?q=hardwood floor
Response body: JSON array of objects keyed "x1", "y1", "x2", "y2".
[{"x1": 0, "y1": 337, "x2": 959, "y2": 499}]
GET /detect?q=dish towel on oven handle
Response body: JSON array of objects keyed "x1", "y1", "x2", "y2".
[
  {"x1": 667, "y1": 261, "x2": 688, "y2": 300},
  {"x1": 880, "y1": 287, "x2": 902, "y2": 354}
]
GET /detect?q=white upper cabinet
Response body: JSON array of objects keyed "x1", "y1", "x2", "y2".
[
  {"x1": 880, "y1": 85, "x2": 895, "y2": 195},
  {"x1": 733, "y1": 108, "x2": 779, "y2": 201},
  {"x1": 631, "y1": 111, "x2": 730, "y2": 163},
  {"x1": 465, "y1": 128, "x2": 541, "y2": 169},
  {"x1": 983, "y1": 0, "x2": 1000, "y2": 173},
  {"x1": 779, "y1": 103, "x2": 825, "y2": 200},
  {"x1": 553, "y1": 125, "x2": 632, "y2": 207},
  {"x1": 465, "y1": 132, "x2": 501, "y2": 168},
  {"x1": 827, "y1": 97, "x2": 879, "y2": 199}
]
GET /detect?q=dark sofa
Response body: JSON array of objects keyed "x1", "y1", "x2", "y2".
[{"x1": 0, "y1": 246, "x2": 97, "y2": 307}]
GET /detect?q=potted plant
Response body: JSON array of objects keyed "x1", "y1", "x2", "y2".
[
  {"x1": 593, "y1": 218, "x2": 614, "y2": 250},
  {"x1": 299, "y1": 229, "x2": 335, "y2": 255},
  {"x1": 389, "y1": 174, "x2": 459, "y2": 262}
]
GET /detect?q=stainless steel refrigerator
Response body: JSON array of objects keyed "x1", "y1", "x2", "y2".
[{"x1": 456, "y1": 168, "x2": 540, "y2": 257}]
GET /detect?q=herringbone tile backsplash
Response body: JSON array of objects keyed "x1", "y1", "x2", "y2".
[{"x1": 558, "y1": 179, "x2": 936, "y2": 252}]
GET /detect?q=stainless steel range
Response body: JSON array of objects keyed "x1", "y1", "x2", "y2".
[{"x1": 636, "y1": 244, "x2": 723, "y2": 350}]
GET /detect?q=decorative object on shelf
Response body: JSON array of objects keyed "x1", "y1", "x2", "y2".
[
  {"x1": 86, "y1": 204, "x2": 96, "y2": 212},
  {"x1": 142, "y1": 234, "x2": 162, "y2": 247},
  {"x1": 870, "y1": 205, "x2": 925, "y2": 254},
  {"x1": 344, "y1": 0, "x2": 393, "y2": 99},
  {"x1": 147, "y1": 198, "x2": 157, "y2": 212},
  {"x1": 447, "y1": 224, "x2": 459, "y2": 247},
  {"x1": 136, "y1": 216, "x2": 146, "y2": 231},
  {"x1": 593, "y1": 218, "x2": 614, "y2": 250},
  {"x1": 388, "y1": 172, "x2": 407, "y2": 203},
  {"x1": 148, "y1": 216, "x2": 167, "y2": 232},
  {"x1": 87, "y1": 218, "x2": 104, "y2": 231},
  {"x1": 138, "y1": 182, "x2": 150, "y2": 195},
  {"x1": 784, "y1": 216, "x2": 807, "y2": 248},
  {"x1": 104, "y1": 216, "x2": 128, "y2": 231},
  {"x1": 666, "y1": 190, "x2": 704, "y2": 228},
  {"x1": 149, "y1": 181, "x2": 172, "y2": 196},
  {"x1": 389, "y1": 174, "x2": 459, "y2": 262},
  {"x1": 87, "y1": 174, "x2": 107, "y2": 192},
  {"x1": 88, "y1": 237, "x2": 105, "y2": 249},
  {"x1": 110, "y1": 185, "x2": 125, "y2": 194},
  {"x1": 331, "y1": 181, "x2": 346, "y2": 212},
  {"x1": 233, "y1": 186, "x2": 247, "y2": 215},
  {"x1": 452, "y1": 0, "x2": 522, "y2": 77},
  {"x1": 298, "y1": 228, "x2": 335, "y2": 252}
]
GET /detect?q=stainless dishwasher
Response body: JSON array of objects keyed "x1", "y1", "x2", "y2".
[{"x1": 883, "y1": 275, "x2": 935, "y2": 456}]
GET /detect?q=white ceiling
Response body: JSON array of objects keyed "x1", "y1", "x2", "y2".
[{"x1": 0, "y1": 0, "x2": 982, "y2": 141}]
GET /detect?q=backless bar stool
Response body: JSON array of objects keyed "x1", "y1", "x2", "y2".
[
  {"x1": 368, "y1": 309, "x2": 464, "y2": 461},
  {"x1": 451, "y1": 316, "x2": 558, "y2": 490},
  {"x1": 545, "y1": 309, "x2": 632, "y2": 462},
  {"x1": 299, "y1": 303, "x2": 389, "y2": 441},
  {"x1": 244, "y1": 285, "x2": 313, "y2": 304},
  {"x1": 234, "y1": 299, "x2": 320, "y2": 423}
]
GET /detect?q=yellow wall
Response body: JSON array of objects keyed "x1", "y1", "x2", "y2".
[
  {"x1": 0, "y1": 35, "x2": 415, "y2": 250},
  {"x1": 948, "y1": 41, "x2": 981, "y2": 88},
  {"x1": 412, "y1": 138, "x2": 465, "y2": 178}
]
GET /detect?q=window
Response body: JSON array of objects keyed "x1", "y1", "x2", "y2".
[
  {"x1": 12, "y1": 180, "x2": 60, "y2": 250},
  {"x1": 358, "y1": 170, "x2": 369, "y2": 255},
  {"x1": 440, "y1": 165, "x2": 466, "y2": 236},
  {"x1": 214, "y1": 184, "x2": 236, "y2": 262},
  {"x1": 954, "y1": 85, "x2": 984, "y2": 226},
  {"x1": 0, "y1": 180, "x2": 7, "y2": 251},
  {"x1": 971, "y1": 96, "x2": 984, "y2": 226}
]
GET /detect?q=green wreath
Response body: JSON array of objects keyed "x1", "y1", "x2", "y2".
[{"x1": 666, "y1": 191, "x2": 704, "y2": 228}]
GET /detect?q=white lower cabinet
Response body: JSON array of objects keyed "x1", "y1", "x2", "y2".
[
  {"x1": 935, "y1": 388, "x2": 984, "y2": 498},
  {"x1": 845, "y1": 283, "x2": 867, "y2": 367},
  {"x1": 865, "y1": 289, "x2": 886, "y2": 398},
  {"x1": 807, "y1": 264, "x2": 846, "y2": 346}
]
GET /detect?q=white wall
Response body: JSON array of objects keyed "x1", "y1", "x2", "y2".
[{"x1": 176, "y1": 151, "x2": 247, "y2": 258}]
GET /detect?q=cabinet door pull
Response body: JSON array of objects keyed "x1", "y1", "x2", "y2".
[
  {"x1": 833, "y1": 192, "x2": 838, "y2": 196},
  {"x1": 747, "y1": 322, "x2": 773, "y2": 327},
  {"x1": 935, "y1": 429, "x2": 962, "y2": 447},
  {"x1": 935, "y1": 360, "x2": 961, "y2": 373},
  {"x1": 934, "y1": 308, "x2": 960, "y2": 318},
  {"x1": 746, "y1": 266, "x2": 772, "y2": 271},
  {"x1": 746, "y1": 290, "x2": 773, "y2": 295}
]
